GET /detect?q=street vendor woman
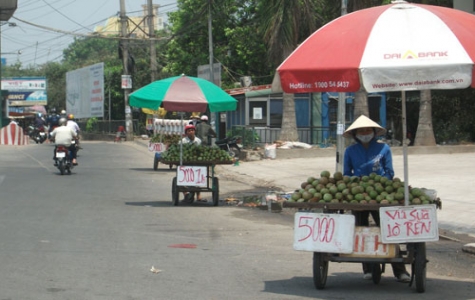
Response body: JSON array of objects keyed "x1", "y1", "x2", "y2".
[
  {"x1": 343, "y1": 115, "x2": 411, "y2": 283},
  {"x1": 181, "y1": 124, "x2": 204, "y2": 202}
]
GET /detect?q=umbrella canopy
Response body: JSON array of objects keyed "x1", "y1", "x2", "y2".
[
  {"x1": 277, "y1": 1, "x2": 475, "y2": 93},
  {"x1": 129, "y1": 74, "x2": 237, "y2": 113},
  {"x1": 24, "y1": 105, "x2": 47, "y2": 115}
]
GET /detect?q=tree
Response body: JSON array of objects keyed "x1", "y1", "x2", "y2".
[
  {"x1": 348, "y1": 1, "x2": 386, "y2": 120},
  {"x1": 412, "y1": 0, "x2": 452, "y2": 145},
  {"x1": 258, "y1": 0, "x2": 322, "y2": 141},
  {"x1": 165, "y1": 0, "x2": 272, "y2": 89},
  {"x1": 414, "y1": 90, "x2": 436, "y2": 146}
]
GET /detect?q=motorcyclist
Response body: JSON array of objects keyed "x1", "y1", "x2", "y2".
[
  {"x1": 46, "y1": 108, "x2": 60, "y2": 138},
  {"x1": 66, "y1": 114, "x2": 80, "y2": 135},
  {"x1": 60, "y1": 109, "x2": 67, "y2": 119},
  {"x1": 66, "y1": 114, "x2": 81, "y2": 150},
  {"x1": 34, "y1": 113, "x2": 46, "y2": 128},
  {"x1": 196, "y1": 115, "x2": 216, "y2": 146},
  {"x1": 51, "y1": 117, "x2": 78, "y2": 166}
]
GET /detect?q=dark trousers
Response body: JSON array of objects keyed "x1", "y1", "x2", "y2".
[{"x1": 354, "y1": 210, "x2": 408, "y2": 277}]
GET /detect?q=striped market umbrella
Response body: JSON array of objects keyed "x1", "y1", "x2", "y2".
[{"x1": 129, "y1": 74, "x2": 237, "y2": 113}]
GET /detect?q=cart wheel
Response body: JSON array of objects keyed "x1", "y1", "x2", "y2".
[
  {"x1": 371, "y1": 263, "x2": 382, "y2": 284},
  {"x1": 153, "y1": 157, "x2": 159, "y2": 170},
  {"x1": 171, "y1": 177, "x2": 179, "y2": 206},
  {"x1": 313, "y1": 252, "x2": 328, "y2": 290},
  {"x1": 414, "y1": 242, "x2": 427, "y2": 293},
  {"x1": 212, "y1": 177, "x2": 219, "y2": 206}
]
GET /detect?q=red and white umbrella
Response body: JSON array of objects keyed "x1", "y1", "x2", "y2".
[{"x1": 277, "y1": 0, "x2": 475, "y2": 94}]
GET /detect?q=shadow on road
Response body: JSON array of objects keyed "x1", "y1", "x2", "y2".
[
  {"x1": 125, "y1": 200, "x2": 220, "y2": 207},
  {"x1": 263, "y1": 273, "x2": 475, "y2": 299},
  {"x1": 128, "y1": 167, "x2": 175, "y2": 173}
]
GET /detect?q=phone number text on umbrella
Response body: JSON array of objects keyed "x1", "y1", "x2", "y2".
[{"x1": 289, "y1": 81, "x2": 350, "y2": 90}]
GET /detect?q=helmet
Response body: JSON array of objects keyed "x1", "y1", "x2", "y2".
[
  {"x1": 184, "y1": 124, "x2": 196, "y2": 133},
  {"x1": 37, "y1": 113, "x2": 42, "y2": 118},
  {"x1": 200, "y1": 115, "x2": 208, "y2": 121},
  {"x1": 67, "y1": 114, "x2": 74, "y2": 120},
  {"x1": 61, "y1": 110, "x2": 66, "y2": 115},
  {"x1": 59, "y1": 117, "x2": 67, "y2": 126}
]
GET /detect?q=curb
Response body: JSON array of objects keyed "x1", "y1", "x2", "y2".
[
  {"x1": 462, "y1": 243, "x2": 475, "y2": 254},
  {"x1": 439, "y1": 234, "x2": 461, "y2": 243}
]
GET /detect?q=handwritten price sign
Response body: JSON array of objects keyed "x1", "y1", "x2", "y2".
[
  {"x1": 380, "y1": 205, "x2": 439, "y2": 243},
  {"x1": 293, "y1": 212, "x2": 355, "y2": 253},
  {"x1": 148, "y1": 142, "x2": 165, "y2": 152},
  {"x1": 177, "y1": 166, "x2": 208, "y2": 187}
]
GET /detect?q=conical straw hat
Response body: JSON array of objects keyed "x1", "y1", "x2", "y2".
[
  {"x1": 343, "y1": 115, "x2": 386, "y2": 138},
  {"x1": 190, "y1": 112, "x2": 201, "y2": 119}
]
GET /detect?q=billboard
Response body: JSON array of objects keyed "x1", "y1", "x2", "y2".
[
  {"x1": 1, "y1": 77, "x2": 47, "y2": 106},
  {"x1": 197, "y1": 63, "x2": 222, "y2": 87},
  {"x1": 66, "y1": 62, "x2": 104, "y2": 119}
]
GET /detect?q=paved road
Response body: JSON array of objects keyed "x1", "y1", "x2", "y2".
[{"x1": 1, "y1": 141, "x2": 474, "y2": 299}]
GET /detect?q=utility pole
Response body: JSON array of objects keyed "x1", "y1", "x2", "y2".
[
  {"x1": 208, "y1": 0, "x2": 218, "y2": 137},
  {"x1": 120, "y1": 0, "x2": 133, "y2": 141},
  {"x1": 147, "y1": 0, "x2": 157, "y2": 82},
  {"x1": 208, "y1": 0, "x2": 214, "y2": 86},
  {"x1": 336, "y1": 0, "x2": 348, "y2": 172}
]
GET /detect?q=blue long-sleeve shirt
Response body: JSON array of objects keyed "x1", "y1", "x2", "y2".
[{"x1": 343, "y1": 139, "x2": 394, "y2": 179}]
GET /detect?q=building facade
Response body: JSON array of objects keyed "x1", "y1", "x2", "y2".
[{"x1": 93, "y1": 4, "x2": 164, "y2": 37}]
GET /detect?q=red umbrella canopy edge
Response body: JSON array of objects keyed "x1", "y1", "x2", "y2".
[{"x1": 277, "y1": 1, "x2": 475, "y2": 94}]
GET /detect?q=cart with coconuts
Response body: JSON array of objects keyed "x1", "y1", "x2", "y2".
[
  {"x1": 165, "y1": 160, "x2": 232, "y2": 206},
  {"x1": 283, "y1": 171, "x2": 442, "y2": 293},
  {"x1": 128, "y1": 74, "x2": 238, "y2": 207},
  {"x1": 161, "y1": 143, "x2": 234, "y2": 206}
]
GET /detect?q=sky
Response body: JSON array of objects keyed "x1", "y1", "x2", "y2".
[{"x1": 1, "y1": 0, "x2": 177, "y2": 68}]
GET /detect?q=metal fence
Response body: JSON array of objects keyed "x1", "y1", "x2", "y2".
[
  {"x1": 229, "y1": 125, "x2": 336, "y2": 148},
  {"x1": 77, "y1": 119, "x2": 335, "y2": 146},
  {"x1": 77, "y1": 120, "x2": 142, "y2": 135}
]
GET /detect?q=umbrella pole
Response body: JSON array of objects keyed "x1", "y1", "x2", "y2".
[
  {"x1": 401, "y1": 91, "x2": 409, "y2": 206},
  {"x1": 180, "y1": 113, "x2": 183, "y2": 166}
]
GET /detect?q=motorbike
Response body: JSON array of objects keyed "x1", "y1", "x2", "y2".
[
  {"x1": 215, "y1": 136, "x2": 242, "y2": 158},
  {"x1": 55, "y1": 145, "x2": 74, "y2": 175},
  {"x1": 28, "y1": 125, "x2": 47, "y2": 144}
]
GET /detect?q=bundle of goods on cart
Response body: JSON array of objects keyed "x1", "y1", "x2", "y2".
[
  {"x1": 284, "y1": 170, "x2": 441, "y2": 209},
  {"x1": 149, "y1": 133, "x2": 181, "y2": 145},
  {"x1": 161, "y1": 143, "x2": 234, "y2": 165}
]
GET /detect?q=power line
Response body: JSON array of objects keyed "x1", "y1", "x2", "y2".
[
  {"x1": 41, "y1": 0, "x2": 92, "y2": 32},
  {"x1": 12, "y1": 16, "x2": 170, "y2": 41}
]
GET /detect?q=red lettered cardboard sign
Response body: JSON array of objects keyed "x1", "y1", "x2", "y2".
[
  {"x1": 148, "y1": 142, "x2": 165, "y2": 152},
  {"x1": 293, "y1": 212, "x2": 355, "y2": 253},
  {"x1": 177, "y1": 166, "x2": 207, "y2": 187},
  {"x1": 380, "y1": 205, "x2": 439, "y2": 243}
]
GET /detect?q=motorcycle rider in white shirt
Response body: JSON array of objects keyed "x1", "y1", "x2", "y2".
[{"x1": 51, "y1": 117, "x2": 78, "y2": 166}]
